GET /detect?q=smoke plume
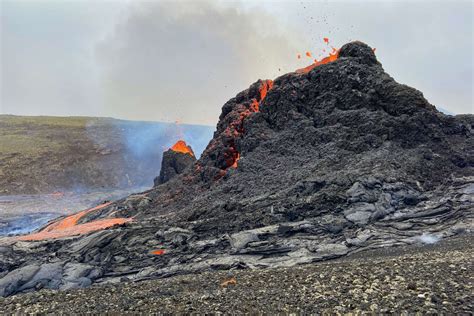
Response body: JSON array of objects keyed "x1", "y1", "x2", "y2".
[{"x1": 96, "y1": 0, "x2": 303, "y2": 125}]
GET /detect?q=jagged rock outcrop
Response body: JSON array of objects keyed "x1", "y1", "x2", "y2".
[
  {"x1": 198, "y1": 79, "x2": 273, "y2": 181},
  {"x1": 0, "y1": 41, "x2": 472, "y2": 297},
  {"x1": 154, "y1": 141, "x2": 196, "y2": 185}
]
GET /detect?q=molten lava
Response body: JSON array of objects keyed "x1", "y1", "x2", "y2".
[
  {"x1": 295, "y1": 38, "x2": 340, "y2": 73},
  {"x1": 259, "y1": 80, "x2": 273, "y2": 101},
  {"x1": 151, "y1": 249, "x2": 165, "y2": 255},
  {"x1": 170, "y1": 140, "x2": 194, "y2": 156},
  {"x1": 17, "y1": 202, "x2": 132, "y2": 241},
  {"x1": 42, "y1": 202, "x2": 112, "y2": 232},
  {"x1": 296, "y1": 49, "x2": 339, "y2": 74}
]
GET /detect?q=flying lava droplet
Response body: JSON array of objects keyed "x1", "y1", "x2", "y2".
[{"x1": 306, "y1": 51, "x2": 312, "y2": 57}]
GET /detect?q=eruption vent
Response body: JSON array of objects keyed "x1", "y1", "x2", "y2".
[
  {"x1": 171, "y1": 140, "x2": 195, "y2": 156},
  {"x1": 155, "y1": 140, "x2": 197, "y2": 185}
]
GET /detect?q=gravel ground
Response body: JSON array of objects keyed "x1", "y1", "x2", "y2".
[{"x1": 1, "y1": 235, "x2": 472, "y2": 314}]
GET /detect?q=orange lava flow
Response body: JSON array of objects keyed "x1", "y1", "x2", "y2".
[
  {"x1": 16, "y1": 202, "x2": 132, "y2": 241},
  {"x1": 42, "y1": 202, "x2": 112, "y2": 232},
  {"x1": 170, "y1": 140, "x2": 194, "y2": 156},
  {"x1": 18, "y1": 218, "x2": 132, "y2": 241}
]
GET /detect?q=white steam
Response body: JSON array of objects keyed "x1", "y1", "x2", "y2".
[{"x1": 415, "y1": 233, "x2": 441, "y2": 245}]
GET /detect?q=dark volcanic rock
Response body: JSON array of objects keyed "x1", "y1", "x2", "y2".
[
  {"x1": 0, "y1": 41, "x2": 472, "y2": 297},
  {"x1": 338, "y1": 40, "x2": 379, "y2": 65},
  {"x1": 198, "y1": 79, "x2": 274, "y2": 182}
]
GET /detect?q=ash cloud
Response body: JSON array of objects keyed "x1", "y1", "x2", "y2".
[{"x1": 95, "y1": 0, "x2": 303, "y2": 125}]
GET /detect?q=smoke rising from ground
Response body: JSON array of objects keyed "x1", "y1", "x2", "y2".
[
  {"x1": 95, "y1": 1, "x2": 303, "y2": 125},
  {"x1": 120, "y1": 122, "x2": 213, "y2": 160},
  {"x1": 415, "y1": 233, "x2": 441, "y2": 245}
]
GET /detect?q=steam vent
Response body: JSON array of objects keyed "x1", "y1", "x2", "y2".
[
  {"x1": 154, "y1": 140, "x2": 196, "y2": 185},
  {"x1": 0, "y1": 41, "x2": 473, "y2": 301}
]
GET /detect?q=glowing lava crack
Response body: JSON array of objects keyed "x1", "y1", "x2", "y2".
[{"x1": 223, "y1": 79, "x2": 274, "y2": 170}]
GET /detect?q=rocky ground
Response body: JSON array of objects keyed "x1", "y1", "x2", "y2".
[{"x1": 1, "y1": 234, "x2": 472, "y2": 314}]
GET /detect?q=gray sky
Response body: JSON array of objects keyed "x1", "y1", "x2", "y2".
[{"x1": 1, "y1": 0, "x2": 472, "y2": 125}]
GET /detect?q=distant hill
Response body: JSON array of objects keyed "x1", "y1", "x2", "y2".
[{"x1": 0, "y1": 115, "x2": 214, "y2": 195}]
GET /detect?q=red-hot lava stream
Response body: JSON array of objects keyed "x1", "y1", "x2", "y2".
[{"x1": 17, "y1": 202, "x2": 132, "y2": 241}]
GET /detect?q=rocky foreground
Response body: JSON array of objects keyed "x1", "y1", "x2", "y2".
[{"x1": 1, "y1": 235, "x2": 472, "y2": 314}]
